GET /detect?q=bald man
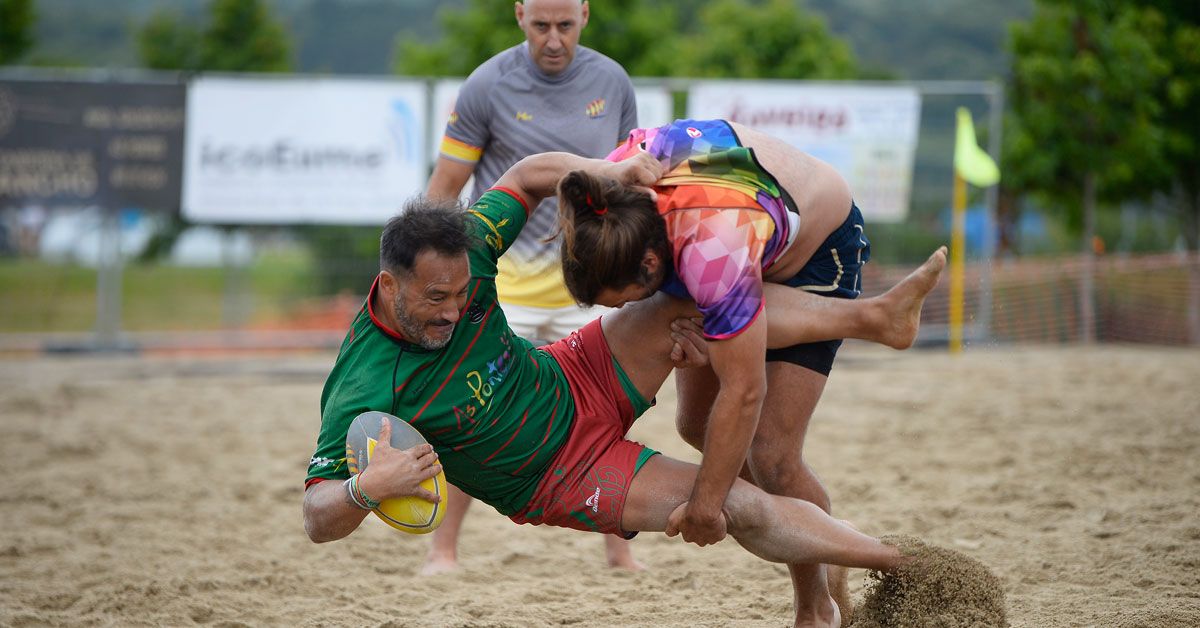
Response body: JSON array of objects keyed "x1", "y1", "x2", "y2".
[{"x1": 424, "y1": 0, "x2": 642, "y2": 574}]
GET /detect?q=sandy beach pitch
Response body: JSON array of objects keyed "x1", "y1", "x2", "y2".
[{"x1": 1, "y1": 344, "x2": 1197, "y2": 627}]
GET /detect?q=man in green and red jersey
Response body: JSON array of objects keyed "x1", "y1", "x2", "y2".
[
  {"x1": 302, "y1": 152, "x2": 921, "y2": 626},
  {"x1": 425, "y1": 0, "x2": 641, "y2": 573}
]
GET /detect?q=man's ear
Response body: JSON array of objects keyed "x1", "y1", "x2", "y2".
[
  {"x1": 580, "y1": 1, "x2": 590, "y2": 27},
  {"x1": 378, "y1": 270, "x2": 398, "y2": 298},
  {"x1": 514, "y1": 1, "x2": 524, "y2": 26}
]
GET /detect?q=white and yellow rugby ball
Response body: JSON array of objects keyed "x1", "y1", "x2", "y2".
[{"x1": 345, "y1": 411, "x2": 446, "y2": 534}]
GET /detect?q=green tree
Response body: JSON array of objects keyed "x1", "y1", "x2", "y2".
[
  {"x1": 137, "y1": 9, "x2": 202, "y2": 71},
  {"x1": 393, "y1": 0, "x2": 858, "y2": 80},
  {"x1": 201, "y1": 0, "x2": 291, "y2": 72},
  {"x1": 1005, "y1": 0, "x2": 1170, "y2": 341},
  {"x1": 137, "y1": 0, "x2": 291, "y2": 73},
  {"x1": 677, "y1": 0, "x2": 857, "y2": 79},
  {"x1": 394, "y1": 0, "x2": 681, "y2": 77},
  {"x1": 1134, "y1": 0, "x2": 1200, "y2": 342},
  {"x1": 1135, "y1": 0, "x2": 1200, "y2": 251},
  {"x1": 0, "y1": 0, "x2": 35, "y2": 64}
]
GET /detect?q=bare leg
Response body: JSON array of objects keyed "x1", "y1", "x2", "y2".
[
  {"x1": 621, "y1": 455, "x2": 904, "y2": 571},
  {"x1": 605, "y1": 248, "x2": 946, "y2": 399},
  {"x1": 764, "y1": 246, "x2": 948, "y2": 350},
  {"x1": 749, "y1": 364, "x2": 837, "y2": 628},
  {"x1": 422, "y1": 484, "x2": 473, "y2": 575},
  {"x1": 603, "y1": 535, "x2": 645, "y2": 571},
  {"x1": 674, "y1": 366, "x2": 719, "y2": 452},
  {"x1": 425, "y1": 453, "x2": 643, "y2": 574},
  {"x1": 677, "y1": 362, "x2": 842, "y2": 627}
]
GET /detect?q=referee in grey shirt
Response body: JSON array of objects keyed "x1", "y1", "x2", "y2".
[{"x1": 423, "y1": 0, "x2": 643, "y2": 574}]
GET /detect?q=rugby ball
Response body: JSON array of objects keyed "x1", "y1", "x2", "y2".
[{"x1": 345, "y1": 411, "x2": 447, "y2": 534}]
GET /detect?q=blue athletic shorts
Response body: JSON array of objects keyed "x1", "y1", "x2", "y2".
[{"x1": 766, "y1": 203, "x2": 871, "y2": 376}]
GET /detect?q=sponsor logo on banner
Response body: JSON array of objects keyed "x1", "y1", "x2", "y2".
[
  {"x1": 182, "y1": 77, "x2": 428, "y2": 225},
  {"x1": 388, "y1": 99, "x2": 419, "y2": 163}
]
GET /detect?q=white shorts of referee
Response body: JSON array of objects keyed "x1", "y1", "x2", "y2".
[{"x1": 499, "y1": 302, "x2": 614, "y2": 345}]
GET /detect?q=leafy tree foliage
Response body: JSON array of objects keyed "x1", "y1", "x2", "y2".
[
  {"x1": 136, "y1": 0, "x2": 291, "y2": 72},
  {"x1": 0, "y1": 0, "x2": 35, "y2": 64},
  {"x1": 676, "y1": 0, "x2": 856, "y2": 79},
  {"x1": 202, "y1": 0, "x2": 291, "y2": 72},
  {"x1": 1134, "y1": 0, "x2": 1200, "y2": 249},
  {"x1": 1004, "y1": 0, "x2": 1168, "y2": 223},
  {"x1": 395, "y1": 0, "x2": 854, "y2": 79},
  {"x1": 138, "y1": 10, "x2": 202, "y2": 71}
]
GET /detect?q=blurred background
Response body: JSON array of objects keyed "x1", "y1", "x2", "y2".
[{"x1": 1, "y1": 0, "x2": 1196, "y2": 352}]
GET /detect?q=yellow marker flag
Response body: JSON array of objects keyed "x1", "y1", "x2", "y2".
[{"x1": 954, "y1": 107, "x2": 1000, "y2": 187}]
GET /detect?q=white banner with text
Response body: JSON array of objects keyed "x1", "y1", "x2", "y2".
[
  {"x1": 183, "y1": 77, "x2": 427, "y2": 224},
  {"x1": 687, "y1": 82, "x2": 921, "y2": 222}
]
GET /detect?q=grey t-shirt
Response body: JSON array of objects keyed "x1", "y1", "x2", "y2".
[{"x1": 438, "y1": 43, "x2": 637, "y2": 307}]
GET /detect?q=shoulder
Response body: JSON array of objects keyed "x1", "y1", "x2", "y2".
[
  {"x1": 576, "y1": 46, "x2": 633, "y2": 82},
  {"x1": 462, "y1": 45, "x2": 527, "y2": 92}
]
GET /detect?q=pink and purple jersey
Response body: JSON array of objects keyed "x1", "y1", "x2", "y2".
[{"x1": 607, "y1": 119, "x2": 793, "y2": 339}]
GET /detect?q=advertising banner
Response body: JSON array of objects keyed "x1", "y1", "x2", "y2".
[
  {"x1": 183, "y1": 77, "x2": 427, "y2": 224},
  {"x1": 0, "y1": 79, "x2": 185, "y2": 211},
  {"x1": 687, "y1": 82, "x2": 921, "y2": 221}
]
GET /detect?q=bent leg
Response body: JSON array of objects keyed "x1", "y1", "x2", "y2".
[
  {"x1": 605, "y1": 248, "x2": 948, "y2": 402},
  {"x1": 622, "y1": 455, "x2": 903, "y2": 571},
  {"x1": 673, "y1": 366, "x2": 719, "y2": 452},
  {"x1": 763, "y1": 246, "x2": 947, "y2": 350}
]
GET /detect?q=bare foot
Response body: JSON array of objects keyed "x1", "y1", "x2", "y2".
[
  {"x1": 419, "y1": 550, "x2": 458, "y2": 576},
  {"x1": 869, "y1": 246, "x2": 948, "y2": 349},
  {"x1": 793, "y1": 595, "x2": 841, "y2": 628},
  {"x1": 604, "y1": 536, "x2": 647, "y2": 572}
]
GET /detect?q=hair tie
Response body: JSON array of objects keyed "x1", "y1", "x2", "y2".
[{"x1": 585, "y1": 193, "x2": 607, "y2": 216}]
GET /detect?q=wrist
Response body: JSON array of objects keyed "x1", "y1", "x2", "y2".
[
  {"x1": 685, "y1": 496, "x2": 724, "y2": 521},
  {"x1": 344, "y1": 473, "x2": 381, "y2": 510}
]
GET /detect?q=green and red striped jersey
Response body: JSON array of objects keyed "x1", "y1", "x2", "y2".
[{"x1": 305, "y1": 189, "x2": 576, "y2": 515}]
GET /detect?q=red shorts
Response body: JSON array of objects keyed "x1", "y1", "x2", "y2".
[{"x1": 508, "y1": 318, "x2": 655, "y2": 537}]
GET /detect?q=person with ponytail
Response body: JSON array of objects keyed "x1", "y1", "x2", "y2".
[{"x1": 554, "y1": 118, "x2": 947, "y2": 628}]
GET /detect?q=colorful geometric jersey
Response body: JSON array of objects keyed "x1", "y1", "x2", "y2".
[
  {"x1": 440, "y1": 44, "x2": 637, "y2": 308},
  {"x1": 305, "y1": 189, "x2": 577, "y2": 516},
  {"x1": 607, "y1": 119, "x2": 793, "y2": 339}
]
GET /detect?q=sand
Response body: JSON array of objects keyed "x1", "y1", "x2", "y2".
[{"x1": 1, "y1": 344, "x2": 1198, "y2": 627}]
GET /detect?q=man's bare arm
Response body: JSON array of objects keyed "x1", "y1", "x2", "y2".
[
  {"x1": 426, "y1": 157, "x2": 476, "y2": 201},
  {"x1": 303, "y1": 480, "x2": 373, "y2": 543},
  {"x1": 667, "y1": 315, "x2": 768, "y2": 546},
  {"x1": 493, "y1": 151, "x2": 662, "y2": 209}
]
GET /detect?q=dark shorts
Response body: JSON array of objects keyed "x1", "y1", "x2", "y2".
[
  {"x1": 509, "y1": 319, "x2": 656, "y2": 538},
  {"x1": 766, "y1": 203, "x2": 871, "y2": 376}
]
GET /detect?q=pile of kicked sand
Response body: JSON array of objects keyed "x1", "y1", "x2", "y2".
[{"x1": 850, "y1": 536, "x2": 1008, "y2": 628}]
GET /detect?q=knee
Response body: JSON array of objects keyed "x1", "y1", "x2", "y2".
[
  {"x1": 746, "y1": 440, "x2": 831, "y2": 509},
  {"x1": 746, "y1": 437, "x2": 804, "y2": 483},
  {"x1": 675, "y1": 413, "x2": 706, "y2": 452}
]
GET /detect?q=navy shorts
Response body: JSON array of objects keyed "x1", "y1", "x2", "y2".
[{"x1": 766, "y1": 203, "x2": 871, "y2": 376}]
